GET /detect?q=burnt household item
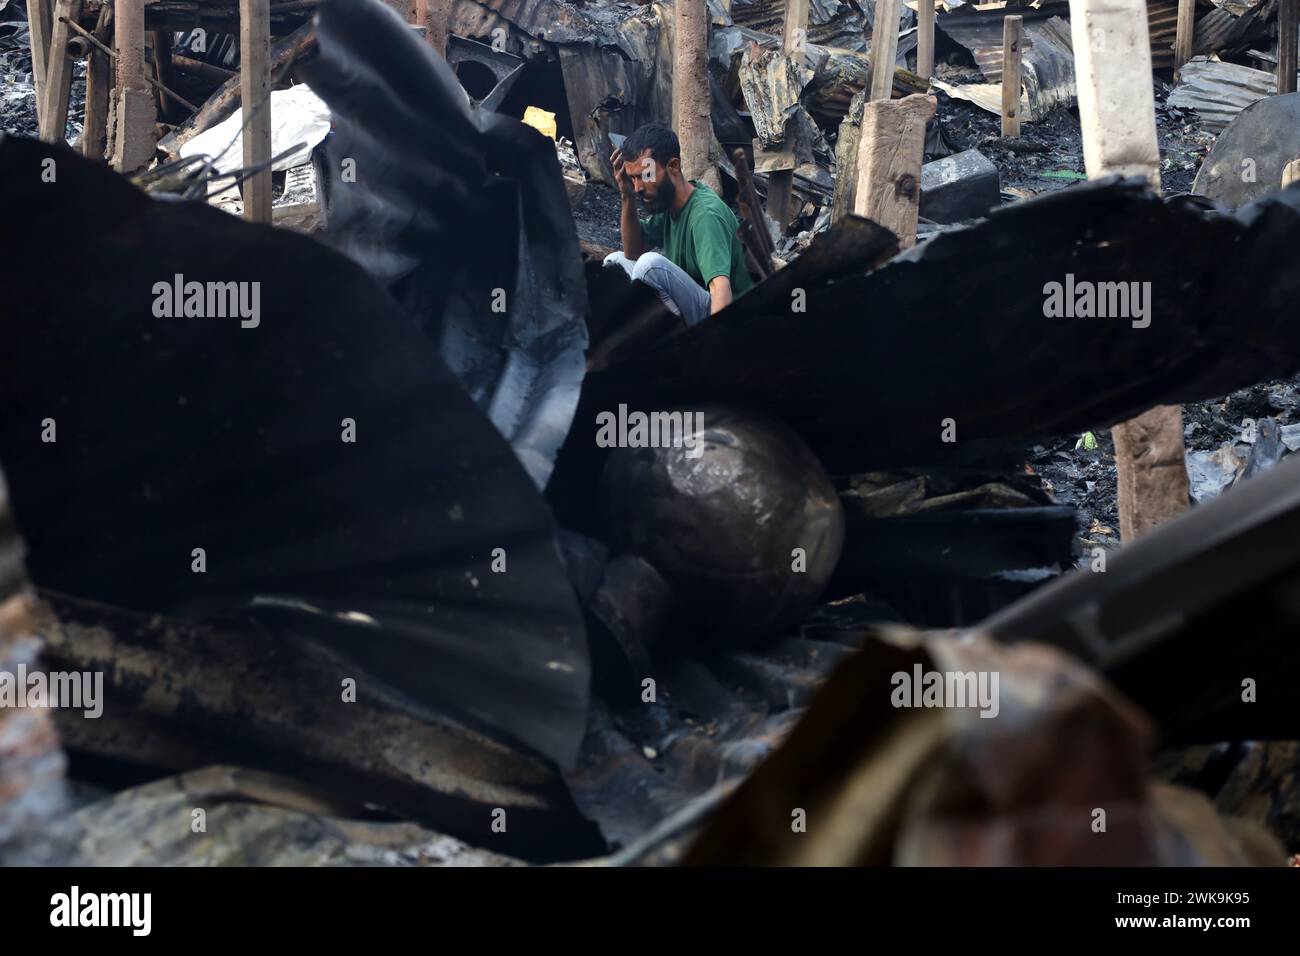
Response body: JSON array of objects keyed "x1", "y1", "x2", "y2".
[
  {"x1": 919, "y1": 149, "x2": 1001, "y2": 224},
  {"x1": 598, "y1": 405, "x2": 844, "y2": 646}
]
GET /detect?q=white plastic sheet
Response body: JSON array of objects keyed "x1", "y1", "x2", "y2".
[{"x1": 180, "y1": 83, "x2": 331, "y2": 177}]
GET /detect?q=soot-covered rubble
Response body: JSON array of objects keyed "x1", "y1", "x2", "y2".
[{"x1": 3, "y1": 0, "x2": 1300, "y2": 867}]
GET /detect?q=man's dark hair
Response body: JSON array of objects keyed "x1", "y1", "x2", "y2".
[{"x1": 621, "y1": 123, "x2": 680, "y2": 166}]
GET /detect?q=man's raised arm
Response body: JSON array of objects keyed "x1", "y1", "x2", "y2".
[{"x1": 612, "y1": 146, "x2": 647, "y2": 260}]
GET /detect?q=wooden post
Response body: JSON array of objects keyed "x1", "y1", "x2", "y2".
[
  {"x1": 38, "y1": 0, "x2": 81, "y2": 143},
  {"x1": 1279, "y1": 0, "x2": 1298, "y2": 96},
  {"x1": 81, "y1": 8, "x2": 112, "y2": 161},
  {"x1": 240, "y1": 0, "x2": 273, "y2": 223},
  {"x1": 110, "y1": 0, "x2": 155, "y2": 172},
  {"x1": 853, "y1": 93, "x2": 935, "y2": 248},
  {"x1": 830, "y1": 90, "x2": 866, "y2": 223},
  {"x1": 152, "y1": 31, "x2": 177, "y2": 123},
  {"x1": 413, "y1": 0, "x2": 452, "y2": 58},
  {"x1": 1069, "y1": 0, "x2": 1188, "y2": 541},
  {"x1": 767, "y1": 0, "x2": 810, "y2": 228},
  {"x1": 1174, "y1": 0, "x2": 1195, "y2": 74},
  {"x1": 917, "y1": 0, "x2": 935, "y2": 81},
  {"x1": 868, "y1": 0, "x2": 900, "y2": 102},
  {"x1": 1001, "y1": 15, "x2": 1023, "y2": 138},
  {"x1": 25, "y1": 0, "x2": 52, "y2": 131},
  {"x1": 673, "y1": 0, "x2": 712, "y2": 183}
]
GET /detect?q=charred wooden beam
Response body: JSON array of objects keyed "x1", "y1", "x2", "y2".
[
  {"x1": 732, "y1": 147, "x2": 776, "y2": 265},
  {"x1": 172, "y1": 54, "x2": 237, "y2": 82}
]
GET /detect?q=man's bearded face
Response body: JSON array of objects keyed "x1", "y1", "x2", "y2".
[{"x1": 624, "y1": 151, "x2": 677, "y2": 214}]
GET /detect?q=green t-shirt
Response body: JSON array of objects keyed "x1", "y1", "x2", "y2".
[{"x1": 639, "y1": 182, "x2": 756, "y2": 297}]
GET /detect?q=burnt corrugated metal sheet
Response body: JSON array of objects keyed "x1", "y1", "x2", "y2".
[
  {"x1": 937, "y1": 1, "x2": 1073, "y2": 81},
  {"x1": 935, "y1": 7, "x2": 1075, "y2": 119},
  {"x1": 937, "y1": 1, "x2": 1178, "y2": 75},
  {"x1": 1148, "y1": 0, "x2": 1179, "y2": 71},
  {"x1": 730, "y1": 0, "x2": 873, "y2": 52},
  {"x1": 1168, "y1": 55, "x2": 1278, "y2": 130},
  {"x1": 563, "y1": 180, "x2": 1300, "y2": 476}
]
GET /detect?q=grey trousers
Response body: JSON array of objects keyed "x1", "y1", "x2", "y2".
[{"x1": 603, "y1": 250, "x2": 712, "y2": 327}]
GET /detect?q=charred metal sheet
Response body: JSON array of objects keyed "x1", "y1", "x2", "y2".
[
  {"x1": 33, "y1": 594, "x2": 602, "y2": 860},
  {"x1": 936, "y1": 8, "x2": 1075, "y2": 119},
  {"x1": 302, "y1": 0, "x2": 590, "y2": 492},
  {"x1": 1172, "y1": 57, "x2": 1289, "y2": 134},
  {"x1": 446, "y1": 34, "x2": 524, "y2": 89},
  {"x1": 559, "y1": 179, "x2": 1300, "y2": 478},
  {"x1": 740, "y1": 42, "x2": 806, "y2": 148},
  {"x1": 729, "y1": 0, "x2": 873, "y2": 53},
  {"x1": 1192, "y1": 92, "x2": 1300, "y2": 202},
  {"x1": 554, "y1": 4, "x2": 683, "y2": 184},
  {"x1": 454, "y1": 0, "x2": 602, "y2": 44},
  {"x1": 0, "y1": 133, "x2": 589, "y2": 769},
  {"x1": 985, "y1": 451, "x2": 1300, "y2": 745}
]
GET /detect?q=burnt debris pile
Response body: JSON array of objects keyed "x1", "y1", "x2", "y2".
[{"x1": 3, "y1": 0, "x2": 1300, "y2": 867}]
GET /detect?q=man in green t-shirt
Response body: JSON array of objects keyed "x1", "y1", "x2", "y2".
[{"x1": 604, "y1": 123, "x2": 755, "y2": 326}]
